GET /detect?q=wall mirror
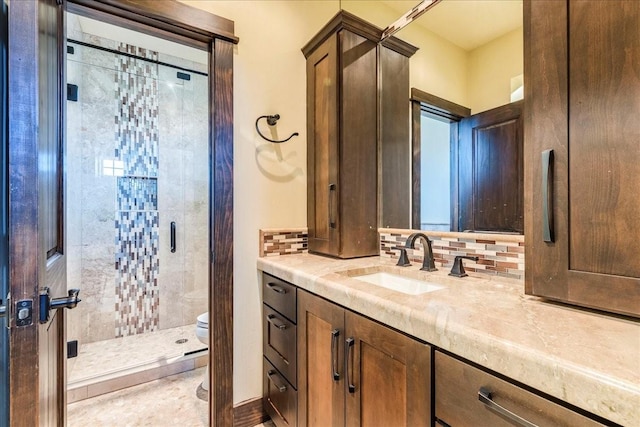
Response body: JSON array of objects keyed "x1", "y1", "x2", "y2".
[{"x1": 342, "y1": 0, "x2": 524, "y2": 234}]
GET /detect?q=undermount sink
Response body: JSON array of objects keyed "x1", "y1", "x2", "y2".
[{"x1": 352, "y1": 272, "x2": 445, "y2": 295}]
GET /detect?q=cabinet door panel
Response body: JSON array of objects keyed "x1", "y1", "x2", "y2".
[
  {"x1": 297, "y1": 290, "x2": 345, "y2": 427},
  {"x1": 345, "y1": 311, "x2": 431, "y2": 427},
  {"x1": 568, "y1": 0, "x2": 640, "y2": 278},
  {"x1": 524, "y1": 0, "x2": 640, "y2": 317},
  {"x1": 435, "y1": 351, "x2": 603, "y2": 427},
  {"x1": 307, "y1": 33, "x2": 338, "y2": 255}
]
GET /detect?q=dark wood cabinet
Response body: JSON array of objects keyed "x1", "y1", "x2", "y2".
[
  {"x1": 524, "y1": 0, "x2": 640, "y2": 317},
  {"x1": 297, "y1": 290, "x2": 431, "y2": 427},
  {"x1": 434, "y1": 351, "x2": 604, "y2": 427},
  {"x1": 297, "y1": 289, "x2": 345, "y2": 427},
  {"x1": 303, "y1": 12, "x2": 417, "y2": 258},
  {"x1": 263, "y1": 273, "x2": 298, "y2": 427}
]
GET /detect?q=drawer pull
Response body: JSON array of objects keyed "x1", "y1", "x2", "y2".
[
  {"x1": 267, "y1": 369, "x2": 287, "y2": 392},
  {"x1": 478, "y1": 387, "x2": 538, "y2": 427},
  {"x1": 346, "y1": 337, "x2": 355, "y2": 393},
  {"x1": 331, "y1": 329, "x2": 340, "y2": 381},
  {"x1": 267, "y1": 314, "x2": 287, "y2": 330},
  {"x1": 266, "y1": 283, "x2": 287, "y2": 294}
]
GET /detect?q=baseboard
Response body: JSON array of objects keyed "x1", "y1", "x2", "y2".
[{"x1": 234, "y1": 397, "x2": 269, "y2": 427}]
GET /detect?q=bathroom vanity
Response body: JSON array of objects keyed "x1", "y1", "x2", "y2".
[{"x1": 259, "y1": 253, "x2": 639, "y2": 427}]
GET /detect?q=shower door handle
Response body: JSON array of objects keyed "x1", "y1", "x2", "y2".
[{"x1": 170, "y1": 221, "x2": 176, "y2": 253}]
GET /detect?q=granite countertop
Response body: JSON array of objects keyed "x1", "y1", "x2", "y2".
[{"x1": 257, "y1": 253, "x2": 640, "y2": 426}]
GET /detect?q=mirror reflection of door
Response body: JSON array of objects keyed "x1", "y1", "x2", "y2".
[
  {"x1": 412, "y1": 90, "x2": 523, "y2": 234},
  {"x1": 401, "y1": 0, "x2": 523, "y2": 233}
]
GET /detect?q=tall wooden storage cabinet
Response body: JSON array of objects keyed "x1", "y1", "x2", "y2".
[
  {"x1": 302, "y1": 11, "x2": 416, "y2": 258},
  {"x1": 524, "y1": 0, "x2": 640, "y2": 317}
]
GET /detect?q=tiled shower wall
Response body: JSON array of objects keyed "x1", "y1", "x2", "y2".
[{"x1": 66, "y1": 20, "x2": 209, "y2": 345}]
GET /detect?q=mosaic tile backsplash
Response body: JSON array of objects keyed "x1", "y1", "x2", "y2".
[
  {"x1": 260, "y1": 229, "x2": 308, "y2": 257},
  {"x1": 258, "y1": 228, "x2": 524, "y2": 281},
  {"x1": 380, "y1": 229, "x2": 525, "y2": 280}
]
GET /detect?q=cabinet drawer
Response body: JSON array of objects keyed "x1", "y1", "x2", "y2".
[
  {"x1": 263, "y1": 304, "x2": 297, "y2": 386},
  {"x1": 263, "y1": 358, "x2": 297, "y2": 427},
  {"x1": 263, "y1": 273, "x2": 297, "y2": 322},
  {"x1": 435, "y1": 351, "x2": 604, "y2": 427}
]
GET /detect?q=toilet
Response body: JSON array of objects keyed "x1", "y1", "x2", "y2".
[{"x1": 195, "y1": 312, "x2": 209, "y2": 391}]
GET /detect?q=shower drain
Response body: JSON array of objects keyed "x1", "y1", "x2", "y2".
[{"x1": 175, "y1": 338, "x2": 189, "y2": 344}]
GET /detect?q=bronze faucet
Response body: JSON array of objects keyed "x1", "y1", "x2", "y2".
[{"x1": 404, "y1": 233, "x2": 437, "y2": 272}]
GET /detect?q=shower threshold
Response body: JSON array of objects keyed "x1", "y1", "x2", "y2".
[{"x1": 68, "y1": 324, "x2": 207, "y2": 403}]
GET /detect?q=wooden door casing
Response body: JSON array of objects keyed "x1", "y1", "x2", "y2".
[{"x1": 9, "y1": 1, "x2": 238, "y2": 425}]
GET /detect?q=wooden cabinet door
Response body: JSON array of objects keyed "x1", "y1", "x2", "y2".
[
  {"x1": 297, "y1": 290, "x2": 345, "y2": 427},
  {"x1": 458, "y1": 101, "x2": 523, "y2": 233},
  {"x1": 344, "y1": 311, "x2": 431, "y2": 427},
  {"x1": 435, "y1": 351, "x2": 604, "y2": 427},
  {"x1": 524, "y1": 0, "x2": 640, "y2": 317},
  {"x1": 306, "y1": 33, "x2": 339, "y2": 256}
]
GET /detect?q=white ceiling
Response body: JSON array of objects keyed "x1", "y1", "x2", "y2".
[{"x1": 382, "y1": 0, "x2": 523, "y2": 51}]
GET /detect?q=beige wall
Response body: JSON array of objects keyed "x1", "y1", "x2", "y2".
[
  {"x1": 468, "y1": 27, "x2": 523, "y2": 114},
  {"x1": 182, "y1": 0, "x2": 521, "y2": 405},
  {"x1": 182, "y1": 0, "x2": 339, "y2": 404},
  {"x1": 342, "y1": 0, "x2": 470, "y2": 109}
]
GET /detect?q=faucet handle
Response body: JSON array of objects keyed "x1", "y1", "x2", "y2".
[
  {"x1": 393, "y1": 246, "x2": 411, "y2": 267},
  {"x1": 449, "y1": 256, "x2": 479, "y2": 277}
]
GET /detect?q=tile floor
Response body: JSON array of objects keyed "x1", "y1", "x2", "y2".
[
  {"x1": 68, "y1": 367, "x2": 272, "y2": 427},
  {"x1": 69, "y1": 324, "x2": 206, "y2": 384}
]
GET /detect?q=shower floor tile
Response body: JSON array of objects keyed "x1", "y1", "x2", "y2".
[{"x1": 69, "y1": 324, "x2": 207, "y2": 385}]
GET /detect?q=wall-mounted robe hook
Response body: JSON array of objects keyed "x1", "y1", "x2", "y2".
[{"x1": 255, "y1": 114, "x2": 299, "y2": 143}]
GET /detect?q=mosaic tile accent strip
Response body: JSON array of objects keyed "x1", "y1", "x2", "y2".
[
  {"x1": 260, "y1": 229, "x2": 308, "y2": 257},
  {"x1": 117, "y1": 177, "x2": 158, "y2": 211},
  {"x1": 115, "y1": 211, "x2": 160, "y2": 337},
  {"x1": 114, "y1": 43, "x2": 161, "y2": 337},
  {"x1": 380, "y1": 229, "x2": 525, "y2": 281},
  {"x1": 115, "y1": 43, "x2": 159, "y2": 178}
]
